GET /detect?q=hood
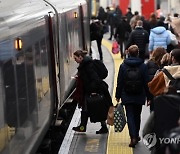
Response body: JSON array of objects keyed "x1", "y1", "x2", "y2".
[
  {"x1": 151, "y1": 26, "x2": 166, "y2": 34},
  {"x1": 124, "y1": 57, "x2": 144, "y2": 66}
]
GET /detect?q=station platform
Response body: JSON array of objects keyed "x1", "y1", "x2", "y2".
[{"x1": 58, "y1": 33, "x2": 151, "y2": 154}]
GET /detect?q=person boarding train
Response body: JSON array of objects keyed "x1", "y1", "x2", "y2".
[{"x1": 72, "y1": 50, "x2": 113, "y2": 134}]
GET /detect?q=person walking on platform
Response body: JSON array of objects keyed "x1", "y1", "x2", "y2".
[
  {"x1": 72, "y1": 50, "x2": 113, "y2": 134},
  {"x1": 90, "y1": 19, "x2": 104, "y2": 61},
  {"x1": 148, "y1": 21, "x2": 171, "y2": 55},
  {"x1": 125, "y1": 20, "x2": 149, "y2": 60},
  {"x1": 146, "y1": 47, "x2": 167, "y2": 112},
  {"x1": 115, "y1": 45, "x2": 152, "y2": 147},
  {"x1": 114, "y1": 16, "x2": 131, "y2": 59}
]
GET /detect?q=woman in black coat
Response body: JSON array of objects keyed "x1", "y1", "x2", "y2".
[
  {"x1": 146, "y1": 47, "x2": 167, "y2": 111},
  {"x1": 72, "y1": 50, "x2": 113, "y2": 134}
]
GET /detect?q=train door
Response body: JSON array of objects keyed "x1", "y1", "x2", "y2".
[{"x1": 47, "y1": 12, "x2": 60, "y2": 120}]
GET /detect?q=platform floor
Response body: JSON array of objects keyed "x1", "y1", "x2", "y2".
[{"x1": 58, "y1": 33, "x2": 151, "y2": 154}]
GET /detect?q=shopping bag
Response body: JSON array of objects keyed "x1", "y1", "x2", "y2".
[
  {"x1": 112, "y1": 41, "x2": 119, "y2": 54},
  {"x1": 114, "y1": 103, "x2": 126, "y2": 132},
  {"x1": 107, "y1": 106, "x2": 114, "y2": 126}
]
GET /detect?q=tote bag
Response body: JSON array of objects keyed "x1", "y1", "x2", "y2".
[{"x1": 114, "y1": 103, "x2": 126, "y2": 132}]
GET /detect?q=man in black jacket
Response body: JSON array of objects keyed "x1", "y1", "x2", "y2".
[{"x1": 125, "y1": 20, "x2": 149, "y2": 60}]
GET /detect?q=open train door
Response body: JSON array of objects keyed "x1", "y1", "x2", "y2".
[{"x1": 141, "y1": 0, "x2": 156, "y2": 19}]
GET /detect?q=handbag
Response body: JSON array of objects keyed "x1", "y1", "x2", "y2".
[
  {"x1": 112, "y1": 40, "x2": 119, "y2": 54},
  {"x1": 86, "y1": 93, "x2": 108, "y2": 122},
  {"x1": 114, "y1": 103, "x2": 126, "y2": 132}
]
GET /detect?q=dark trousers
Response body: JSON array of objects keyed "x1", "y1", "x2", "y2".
[{"x1": 125, "y1": 104, "x2": 142, "y2": 138}]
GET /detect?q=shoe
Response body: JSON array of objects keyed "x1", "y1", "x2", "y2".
[
  {"x1": 137, "y1": 136, "x2": 141, "y2": 142},
  {"x1": 72, "y1": 125, "x2": 86, "y2": 132},
  {"x1": 96, "y1": 126, "x2": 108, "y2": 134},
  {"x1": 129, "y1": 138, "x2": 137, "y2": 148}
]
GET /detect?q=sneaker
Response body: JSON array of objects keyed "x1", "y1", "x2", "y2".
[
  {"x1": 96, "y1": 126, "x2": 108, "y2": 134},
  {"x1": 72, "y1": 126, "x2": 86, "y2": 132}
]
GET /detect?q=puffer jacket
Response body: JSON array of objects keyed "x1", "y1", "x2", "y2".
[{"x1": 148, "y1": 26, "x2": 171, "y2": 52}]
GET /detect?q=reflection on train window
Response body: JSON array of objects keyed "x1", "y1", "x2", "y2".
[
  {"x1": 15, "y1": 51, "x2": 29, "y2": 126},
  {"x1": 40, "y1": 39, "x2": 49, "y2": 94},
  {"x1": 34, "y1": 43, "x2": 43, "y2": 102},
  {"x1": 25, "y1": 47, "x2": 38, "y2": 116}
]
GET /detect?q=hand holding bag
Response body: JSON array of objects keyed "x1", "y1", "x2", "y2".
[{"x1": 114, "y1": 103, "x2": 126, "y2": 132}]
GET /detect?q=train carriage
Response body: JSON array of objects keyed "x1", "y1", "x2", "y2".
[{"x1": 0, "y1": 0, "x2": 90, "y2": 153}]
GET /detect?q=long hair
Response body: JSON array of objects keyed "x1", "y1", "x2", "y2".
[{"x1": 150, "y1": 47, "x2": 167, "y2": 66}]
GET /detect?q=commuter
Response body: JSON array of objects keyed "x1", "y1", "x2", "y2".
[
  {"x1": 106, "y1": 6, "x2": 122, "y2": 40},
  {"x1": 106, "y1": 6, "x2": 115, "y2": 40},
  {"x1": 160, "y1": 52, "x2": 172, "y2": 67},
  {"x1": 146, "y1": 47, "x2": 167, "y2": 111},
  {"x1": 125, "y1": 7, "x2": 133, "y2": 24},
  {"x1": 140, "y1": 16, "x2": 151, "y2": 34},
  {"x1": 143, "y1": 49, "x2": 180, "y2": 153},
  {"x1": 72, "y1": 50, "x2": 113, "y2": 134},
  {"x1": 97, "y1": 6, "x2": 107, "y2": 24},
  {"x1": 125, "y1": 20, "x2": 149, "y2": 60},
  {"x1": 114, "y1": 16, "x2": 131, "y2": 59},
  {"x1": 148, "y1": 12, "x2": 158, "y2": 30},
  {"x1": 148, "y1": 21, "x2": 171, "y2": 54},
  {"x1": 129, "y1": 11, "x2": 141, "y2": 30},
  {"x1": 90, "y1": 19, "x2": 104, "y2": 61},
  {"x1": 115, "y1": 45, "x2": 152, "y2": 147},
  {"x1": 148, "y1": 48, "x2": 180, "y2": 97}
]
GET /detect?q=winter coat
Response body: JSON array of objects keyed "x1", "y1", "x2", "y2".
[
  {"x1": 115, "y1": 57, "x2": 152, "y2": 105},
  {"x1": 76, "y1": 56, "x2": 113, "y2": 108},
  {"x1": 114, "y1": 20, "x2": 131, "y2": 40},
  {"x1": 126, "y1": 26, "x2": 149, "y2": 54},
  {"x1": 146, "y1": 60, "x2": 160, "y2": 81},
  {"x1": 77, "y1": 56, "x2": 101, "y2": 94},
  {"x1": 148, "y1": 26, "x2": 171, "y2": 52}
]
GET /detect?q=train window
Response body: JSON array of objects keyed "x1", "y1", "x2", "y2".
[
  {"x1": 40, "y1": 39, "x2": 49, "y2": 94},
  {"x1": 25, "y1": 47, "x2": 38, "y2": 116},
  {"x1": 34, "y1": 43, "x2": 43, "y2": 102},
  {"x1": 15, "y1": 52, "x2": 29, "y2": 127}
]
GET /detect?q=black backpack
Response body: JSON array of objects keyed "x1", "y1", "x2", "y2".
[
  {"x1": 124, "y1": 64, "x2": 143, "y2": 94},
  {"x1": 93, "y1": 59, "x2": 108, "y2": 79},
  {"x1": 162, "y1": 68, "x2": 180, "y2": 94}
]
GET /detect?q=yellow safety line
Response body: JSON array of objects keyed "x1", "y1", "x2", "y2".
[{"x1": 102, "y1": 39, "x2": 133, "y2": 154}]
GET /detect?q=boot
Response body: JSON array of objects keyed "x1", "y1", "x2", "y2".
[
  {"x1": 96, "y1": 121, "x2": 108, "y2": 134},
  {"x1": 72, "y1": 111, "x2": 88, "y2": 132}
]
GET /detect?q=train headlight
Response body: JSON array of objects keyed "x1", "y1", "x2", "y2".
[
  {"x1": 74, "y1": 12, "x2": 78, "y2": 18},
  {"x1": 15, "y1": 38, "x2": 23, "y2": 50}
]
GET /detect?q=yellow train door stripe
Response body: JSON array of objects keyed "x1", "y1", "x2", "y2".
[{"x1": 102, "y1": 39, "x2": 133, "y2": 154}]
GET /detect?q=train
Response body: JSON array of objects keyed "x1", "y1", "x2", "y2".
[{"x1": 0, "y1": 0, "x2": 90, "y2": 153}]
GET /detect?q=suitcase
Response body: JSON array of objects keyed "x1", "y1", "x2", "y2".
[{"x1": 86, "y1": 93, "x2": 109, "y2": 123}]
